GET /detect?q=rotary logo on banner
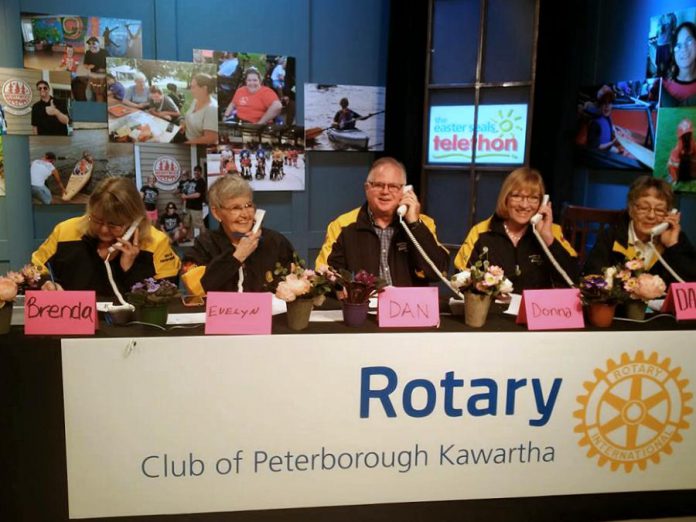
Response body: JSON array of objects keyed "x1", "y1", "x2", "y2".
[{"x1": 574, "y1": 350, "x2": 693, "y2": 472}]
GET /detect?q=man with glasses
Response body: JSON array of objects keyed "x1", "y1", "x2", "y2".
[
  {"x1": 83, "y1": 36, "x2": 108, "y2": 102},
  {"x1": 315, "y1": 157, "x2": 449, "y2": 286},
  {"x1": 31, "y1": 81, "x2": 69, "y2": 135}
]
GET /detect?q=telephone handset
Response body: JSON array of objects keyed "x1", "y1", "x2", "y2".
[
  {"x1": 530, "y1": 194, "x2": 550, "y2": 226},
  {"x1": 107, "y1": 217, "x2": 143, "y2": 254},
  {"x1": 251, "y1": 208, "x2": 266, "y2": 234},
  {"x1": 397, "y1": 185, "x2": 414, "y2": 217},
  {"x1": 650, "y1": 208, "x2": 678, "y2": 237}
]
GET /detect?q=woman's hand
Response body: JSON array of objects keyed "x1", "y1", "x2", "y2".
[
  {"x1": 659, "y1": 211, "x2": 681, "y2": 248},
  {"x1": 110, "y1": 228, "x2": 141, "y2": 272},
  {"x1": 534, "y1": 200, "x2": 555, "y2": 246},
  {"x1": 232, "y1": 230, "x2": 261, "y2": 263}
]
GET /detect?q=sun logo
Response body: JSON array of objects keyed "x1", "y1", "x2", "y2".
[
  {"x1": 574, "y1": 351, "x2": 692, "y2": 472},
  {"x1": 491, "y1": 109, "x2": 523, "y2": 138}
]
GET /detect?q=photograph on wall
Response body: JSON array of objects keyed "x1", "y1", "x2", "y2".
[
  {"x1": 21, "y1": 13, "x2": 143, "y2": 102},
  {"x1": 107, "y1": 58, "x2": 216, "y2": 145},
  {"x1": 134, "y1": 143, "x2": 206, "y2": 242},
  {"x1": 647, "y1": 8, "x2": 696, "y2": 107},
  {"x1": 206, "y1": 139, "x2": 305, "y2": 192},
  {"x1": 193, "y1": 49, "x2": 299, "y2": 146},
  {"x1": 0, "y1": 67, "x2": 72, "y2": 136},
  {"x1": 0, "y1": 102, "x2": 7, "y2": 134},
  {"x1": 0, "y1": 136, "x2": 4, "y2": 197},
  {"x1": 653, "y1": 106, "x2": 696, "y2": 193},
  {"x1": 304, "y1": 83, "x2": 386, "y2": 151},
  {"x1": 29, "y1": 122, "x2": 132, "y2": 205},
  {"x1": 575, "y1": 82, "x2": 657, "y2": 170}
]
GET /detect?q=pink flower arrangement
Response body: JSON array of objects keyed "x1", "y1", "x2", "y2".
[
  {"x1": 611, "y1": 256, "x2": 667, "y2": 302},
  {"x1": 267, "y1": 255, "x2": 335, "y2": 305},
  {"x1": 0, "y1": 264, "x2": 46, "y2": 308},
  {"x1": 450, "y1": 248, "x2": 513, "y2": 297}
]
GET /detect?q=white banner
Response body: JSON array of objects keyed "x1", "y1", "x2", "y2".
[{"x1": 62, "y1": 331, "x2": 696, "y2": 518}]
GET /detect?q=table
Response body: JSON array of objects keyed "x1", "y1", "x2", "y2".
[
  {"x1": 2, "y1": 307, "x2": 695, "y2": 521},
  {"x1": 108, "y1": 104, "x2": 181, "y2": 143}
]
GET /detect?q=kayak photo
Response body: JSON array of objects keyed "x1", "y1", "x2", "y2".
[{"x1": 304, "y1": 83, "x2": 386, "y2": 152}]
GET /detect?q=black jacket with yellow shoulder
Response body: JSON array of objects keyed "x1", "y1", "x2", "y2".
[
  {"x1": 182, "y1": 227, "x2": 295, "y2": 296},
  {"x1": 584, "y1": 214, "x2": 696, "y2": 284},
  {"x1": 31, "y1": 217, "x2": 181, "y2": 297},
  {"x1": 454, "y1": 214, "x2": 579, "y2": 291},
  {"x1": 315, "y1": 203, "x2": 450, "y2": 286}
]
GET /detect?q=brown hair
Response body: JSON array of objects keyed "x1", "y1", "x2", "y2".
[
  {"x1": 495, "y1": 167, "x2": 545, "y2": 219},
  {"x1": 192, "y1": 73, "x2": 215, "y2": 94},
  {"x1": 81, "y1": 177, "x2": 150, "y2": 243},
  {"x1": 627, "y1": 175, "x2": 674, "y2": 209}
]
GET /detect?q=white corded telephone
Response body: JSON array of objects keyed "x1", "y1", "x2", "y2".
[{"x1": 529, "y1": 194, "x2": 575, "y2": 288}]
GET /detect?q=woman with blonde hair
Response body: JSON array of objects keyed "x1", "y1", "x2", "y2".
[
  {"x1": 454, "y1": 167, "x2": 578, "y2": 291},
  {"x1": 32, "y1": 177, "x2": 181, "y2": 297}
]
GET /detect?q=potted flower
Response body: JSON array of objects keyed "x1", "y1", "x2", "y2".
[
  {"x1": 614, "y1": 257, "x2": 666, "y2": 320},
  {"x1": 578, "y1": 270, "x2": 624, "y2": 327},
  {"x1": 332, "y1": 268, "x2": 386, "y2": 327},
  {"x1": 0, "y1": 275, "x2": 19, "y2": 334},
  {"x1": 450, "y1": 248, "x2": 514, "y2": 327},
  {"x1": 0, "y1": 264, "x2": 51, "y2": 334},
  {"x1": 126, "y1": 278, "x2": 180, "y2": 328},
  {"x1": 266, "y1": 255, "x2": 335, "y2": 330}
]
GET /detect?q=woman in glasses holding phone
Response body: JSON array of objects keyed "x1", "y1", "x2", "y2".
[
  {"x1": 182, "y1": 175, "x2": 294, "y2": 295},
  {"x1": 31, "y1": 177, "x2": 181, "y2": 297},
  {"x1": 584, "y1": 176, "x2": 696, "y2": 283},
  {"x1": 454, "y1": 167, "x2": 579, "y2": 291}
]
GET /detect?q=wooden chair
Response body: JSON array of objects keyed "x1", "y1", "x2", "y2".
[{"x1": 560, "y1": 204, "x2": 625, "y2": 266}]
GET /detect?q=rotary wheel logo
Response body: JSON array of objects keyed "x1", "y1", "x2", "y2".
[{"x1": 574, "y1": 351, "x2": 692, "y2": 472}]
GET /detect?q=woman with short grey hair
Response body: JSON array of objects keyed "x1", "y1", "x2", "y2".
[{"x1": 182, "y1": 174, "x2": 295, "y2": 295}]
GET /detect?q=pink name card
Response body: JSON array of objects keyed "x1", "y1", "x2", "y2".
[
  {"x1": 24, "y1": 290, "x2": 96, "y2": 335},
  {"x1": 516, "y1": 289, "x2": 584, "y2": 330},
  {"x1": 205, "y1": 292, "x2": 272, "y2": 335},
  {"x1": 378, "y1": 287, "x2": 440, "y2": 328},
  {"x1": 661, "y1": 283, "x2": 696, "y2": 320}
]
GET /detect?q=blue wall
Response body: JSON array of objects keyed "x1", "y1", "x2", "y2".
[
  {"x1": 575, "y1": 0, "x2": 696, "y2": 238},
  {"x1": 0, "y1": 0, "x2": 389, "y2": 270}
]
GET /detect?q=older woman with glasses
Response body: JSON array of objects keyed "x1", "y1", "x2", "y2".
[
  {"x1": 182, "y1": 174, "x2": 294, "y2": 295},
  {"x1": 454, "y1": 167, "x2": 579, "y2": 291},
  {"x1": 31, "y1": 177, "x2": 181, "y2": 297},
  {"x1": 584, "y1": 176, "x2": 696, "y2": 283}
]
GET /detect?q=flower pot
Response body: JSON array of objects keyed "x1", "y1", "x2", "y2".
[
  {"x1": 624, "y1": 300, "x2": 646, "y2": 321},
  {"x1": 134, "y1": 304, "x2": 169, "y2": 328},
  {"x1": 0, "y1": 302, "x2": 12, "y2": 334},
  {"x1": 286, "y1": 299, "x2": 313, "y2": 331},
  {"x1": 586, "y1": 302, "x2": 616, "y2": 328},
  {"x1": 342, "y1": 301, "x2": 369, "y2": 327},
  {"x1": 464, "y1": 292, "x2": 491, "y2": 328}
]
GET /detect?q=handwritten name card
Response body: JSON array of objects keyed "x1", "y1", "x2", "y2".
[
  {"x1": 378, "y1": 287, "x2": 440, "y2": 328},
  {"x1": 516, "y1": 289, "x2": 584, "y2": 330},
  {"x1": 24, "y1": 290, "x2": 96, "y2": 335},
  {"x1": 661, "y1": 283, "x2": 696, "y2": 320},
  {"x1": 205, "y1": 292, "x2": 272, "y2": 335}
]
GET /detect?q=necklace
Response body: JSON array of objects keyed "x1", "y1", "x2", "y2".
[{"x1": 504, "y1": 221, "x2": 526, "y2": 243}]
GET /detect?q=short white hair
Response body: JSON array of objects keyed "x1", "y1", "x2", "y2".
[
  {"x1": 366, "y1": 157, "x2": 407, "y2": 184},
  {"x1": 133, "y1": 72, "x2": 147, "y2": 83}
]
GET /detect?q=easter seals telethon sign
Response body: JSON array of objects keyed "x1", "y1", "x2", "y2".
[{"x1": 61, "y1": 331, "x2": 696, "y2": 518}]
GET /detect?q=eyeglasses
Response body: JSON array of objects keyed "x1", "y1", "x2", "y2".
[
  {"x1": 633, "y1": 203, "x2": 668, "y2": 217},
  {"x1": 218, "y1": 202, "x2": 255, "y2": 214},
  {"x1": 675, "y1": 37, "x2": 695, "y2": 51},
  {"x1": 89, "y1": 215, "x2": 126, "y2": 231},
  {"x1": 508, "y1": 193, "x2": 541, "y2": 205},
  {"x1": 366, "y1": 181, "x2": 404, "y2": 193}
]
